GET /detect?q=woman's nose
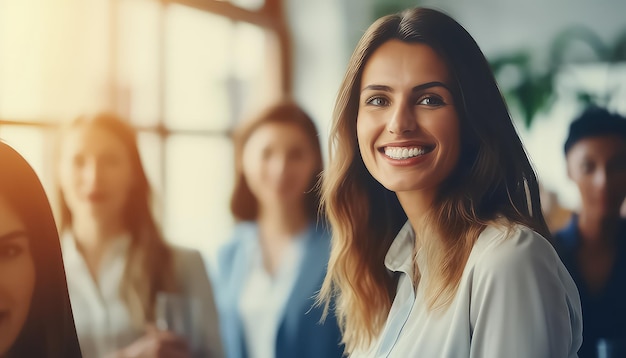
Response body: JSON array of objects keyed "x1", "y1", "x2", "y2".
[
  {"x1": 387, "y1": 103, "x2": 417, "y2": 135},
  {"x1": 81, "y1": 160, "x2": 102, "y2": 188}
]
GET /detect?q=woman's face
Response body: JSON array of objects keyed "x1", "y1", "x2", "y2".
[
  {"x1": 356, "y1": 40, "x2": 460, "y2": 201},
  {"x1": 58, "y1": 125, "x2": 134, "y2": 224},
  {"x1": 0, "y1": 196, "x2": 36, "y2": 356},
  {"x1": 567, "y1": 135, "x2": 626, "y2": 218},
  {"x1": 242, "y1": 121, "x2": 319, "y2": 209}
]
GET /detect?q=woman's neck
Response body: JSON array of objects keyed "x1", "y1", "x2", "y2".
[
  {"x1": 256, "y1": 202, "x2": 309, "y2": 275},
  {"x1": 577, "y1": 211, "x2": 620, "y2": 248},
  {"x1": 397, "y1": 190, "x2": 435, "y2": 247},
  {"x1": 71, "y1": 216, "x2": 127, "y2": 258},
  {"x1": 70, "y1": 216, "x2": 128, "y2": 281},
  {"x1": 257, "y1": 203, "x2": 309, "y2": 242}
]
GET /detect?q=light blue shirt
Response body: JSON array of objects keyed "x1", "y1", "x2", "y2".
[{"x1": 353, "y1": 221, "x2": 583, "y2": 358}]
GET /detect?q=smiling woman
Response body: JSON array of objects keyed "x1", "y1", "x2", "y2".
[
  {"x1": 0, "y1": 141, "x2": 82, "y2": 358},
  {"x1": 357, "y1": 40, "x2": 461, "y2": 208},
  {"x1": 318, "y1": 7, "x2": 583, "y2": 358}
]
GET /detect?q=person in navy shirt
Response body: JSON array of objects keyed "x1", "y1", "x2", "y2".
[{"x1": 554, "y1": 106, "x2": 626, "y2": 358}]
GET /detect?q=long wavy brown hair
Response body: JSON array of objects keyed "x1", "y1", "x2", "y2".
[
  {"x1": 56, "y1": 113, "x2": 178, "y2": 327},
  {"x1": 318, "y1": 7, "x2": 550, "y2": 353}
]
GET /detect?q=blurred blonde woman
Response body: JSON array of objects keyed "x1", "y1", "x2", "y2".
[
  {"x1": 56, "y1": 113, "x2": 223, "y2": 358},
  {"x1": 214, "y1": 100, "x2": 343, "y2": 358},
  {"x1": 318, "y1": 7, "x2": 582, "y2": 358}
]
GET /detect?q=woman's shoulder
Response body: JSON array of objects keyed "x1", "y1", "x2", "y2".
[
  {"x1": 169, "y1": 245, "x2": 207, "y2": 275},
  {"x1": 223, "y1": 221, "x2": 258, "y2": 248},
  {"x1": 466, "y1": 221, "x2": 581, "y2": 313},
  {"x1": 469, "y1": 221, "x2": 558, "y2": 275},
  {"x1": 214, "y1": 221, "x2": 258, "y2": 270},
  {"x1": 307, "y1": 221, "x2": 332, "y2": 242},
  {"x1": 170, "y1": 244, "x2": 202, "y2": 260}
]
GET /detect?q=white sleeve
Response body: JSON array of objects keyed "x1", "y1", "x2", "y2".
[{"x1": 469, "y1": 228, "x2": 582, "y2": 358}]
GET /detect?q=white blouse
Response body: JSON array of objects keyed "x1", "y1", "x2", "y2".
[
  {"x1": 353, "y1": 221, "x2": 583, "y2": 358},
  {"x1": 62, "y1": 232, "x2": 138, "y2": 357},
  {"x1": 61, "y1": 232, "x2": 223, "y2": 358}
]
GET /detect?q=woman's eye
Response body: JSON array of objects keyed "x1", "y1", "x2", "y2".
[
  {"x1": 418, "y1": 96, "x2": 445, "y2": 106},
  {"x1": 287, "y1": 149, "x2": 305, "y2": 161},
  {"x1": 100, "y1": 154, "x2": 121, "y2": 167},
  {"x1": 73, "y1": 155, "x2": 85, "y2": 168},
  {"x1": 365, "y1": 97, "x2": 389, "y2": 106},
  {"x1": 0, "y1": 244, "x2": 23, "y2": 260},
  {"x1": 581, "y1": 161, "x2": 595, "y2": 174},
  {"x1": 261, "y1": 148, "x2": 273, "y2": 160}
]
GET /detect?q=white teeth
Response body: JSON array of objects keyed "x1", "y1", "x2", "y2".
[{"x1": 384, "y1": 146, "x2": 427, "y2": 160}]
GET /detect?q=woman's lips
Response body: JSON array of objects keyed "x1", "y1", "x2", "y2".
[
  {"x1": 87, "y1": 192, "x2": 106, "y2": 202},
  {"x1": 0, "y1": 310, "x2": 8, "y2": 323}
]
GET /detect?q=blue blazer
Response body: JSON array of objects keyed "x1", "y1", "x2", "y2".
[{"x1": 214, "y1": 221, "x2": 344, "y2": 358}]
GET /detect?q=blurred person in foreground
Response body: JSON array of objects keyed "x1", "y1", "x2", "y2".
[
  {"x1": 554, "y1": 107, "x2": 626, "y2": 357},
  {"x1": 56, "y1": 113, "x2": 223, "y2": 358},
  {"x1": 0, "y1": 141, "x2": 82, "y2": 358},
  {"x1": 214, "y1": 100, "x2": 343, "y2": 358}
]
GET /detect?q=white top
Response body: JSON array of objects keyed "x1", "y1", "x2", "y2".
[
  {"x1": 238, "y1": 234, "x2": 306, "y2": 358},
  {"x1": 62, "y1": 232, "x2": 224, "y2": 358},
  {"x1": 353, "y1": 221, "x2": 583, "y2": 358}
]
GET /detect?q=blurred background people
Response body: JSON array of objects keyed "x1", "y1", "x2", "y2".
[
  {"x1": 554, "y1": 107, "x2": 626, "y2": 358},
  {"x1": 0, "y1": 141, "x2": 82, "y2": 358},
  {"x1": 55, "y1": 113, "x2": 223, "y2": 358},
  {"x1": 214, "y1": 100, "x2": 343, "y2": 358}
]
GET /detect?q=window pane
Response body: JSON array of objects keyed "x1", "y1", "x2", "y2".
[
  {"x1": 164, "y1": 5, "x2": 233, "y2": 131},
  {"x1": 0, "y1": 1, "x2": 47, "y2": 119},
  {"x1": 230, "y1": 0, "x2": 265, "y2": 11},
  {"x1": 163, "y1": 134, "x2": 234, "y2": 264},
  {"x1": 233, "y1": 22, "x2": 266, "y2": 80},
  {"x1": 229, "y1": 21, "x2": 267, "y2": 120},
  {"x1": 0, "y1": 0, "x2": 112, "y2": 120},
  {"x1": 118, "y1": 0, "x2": 161, "y2": 125}
]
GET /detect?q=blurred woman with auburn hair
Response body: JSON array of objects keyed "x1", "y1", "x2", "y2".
[
  {"x1": 214, "y1": 99, "x2": 343, "y2": 358},
  {"x1": 56, "y1": 113, "x2": 223, "y2": 358},
  {"x1": 0, "y1": 141, "x2": 82, "y2": 358}
]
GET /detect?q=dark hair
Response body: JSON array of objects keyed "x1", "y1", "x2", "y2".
[
  {"x1": 230, "y1": 99, "x2": 324, "y2": 221},
  {"x1": 564, "y1": 106, "x2": 626, "y2": 154},
  {"x1": 0, "y1": 141, "x2": 82, "y2": 358},
  {"x1": 56, "y1": 112, "x2": 178, "y2": 325}
]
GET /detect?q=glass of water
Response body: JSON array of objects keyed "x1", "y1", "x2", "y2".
[{"x1": 154, "y1": 292, "x2": 188, "y2": 336}]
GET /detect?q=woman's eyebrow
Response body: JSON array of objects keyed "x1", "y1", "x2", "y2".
[
  {"x1": 361, "y1": 81, "x2": 451, "y2": 93},
  {"x1": 0, "y1": 230, "x2": 28, "y2": 241}
]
